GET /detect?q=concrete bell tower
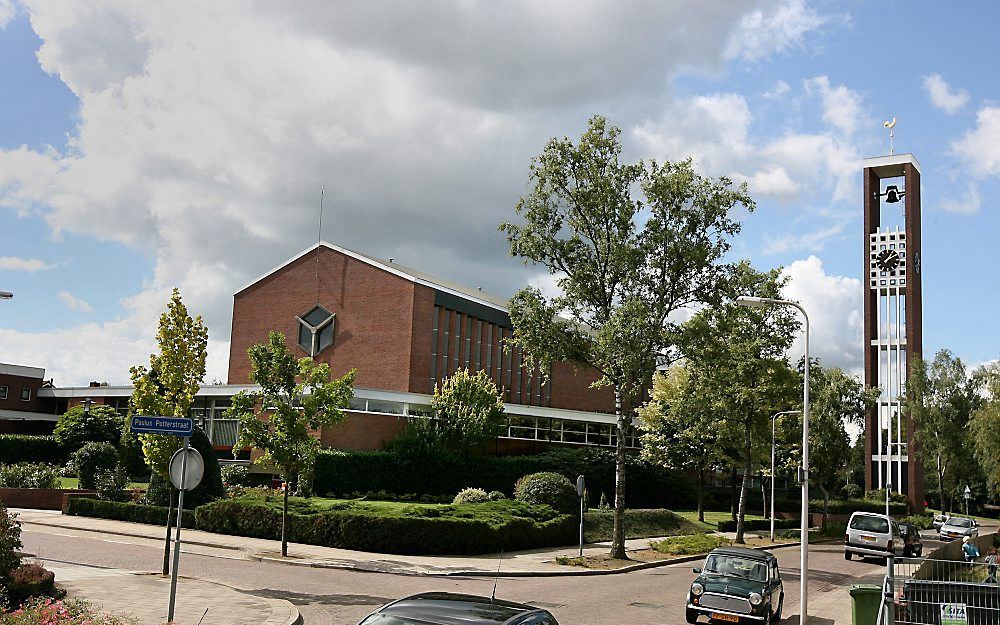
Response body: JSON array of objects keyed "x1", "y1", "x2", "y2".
[{"x1": 862, "y1": 152, "x2": 924, "y2": 512}]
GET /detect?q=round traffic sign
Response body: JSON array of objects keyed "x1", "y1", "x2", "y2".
[
  {"x1": 169, "y1": 447, "x2": 204, "y2": 491},
  {"x1": 576, "y1": 475, "x2": 585, "y2": 497}
]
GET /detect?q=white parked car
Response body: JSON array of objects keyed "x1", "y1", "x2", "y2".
[
  {"x1": 939, "y1": 516, "x2": 979, "y2": 541},
  {"x1": 844, "y1": 512, "x2": 904, "y2": 560},
  {"x1": 932, "y1": 513, "x2": 950, "y2": 531}
]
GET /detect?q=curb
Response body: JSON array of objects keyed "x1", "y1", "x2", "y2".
[{"x1": 25, "y1": 515, "x2": 843, "y2": 578}]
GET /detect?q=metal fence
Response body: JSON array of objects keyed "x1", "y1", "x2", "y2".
[{"x1": 890, "y1": 556, "x2": 1000, "y2": 625}]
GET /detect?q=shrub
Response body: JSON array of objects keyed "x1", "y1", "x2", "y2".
[
  {"x1": 95, "y1": 466, "x2": 132, "y2": 503},
  {"x1": 842, "y1": 483, "x2": 863, "y2": 499},
  {"x1": 0, "y1": 464, "x2": 61, "y2": 489},
  {"x1": 902, "y1": 514, "x2": 934, "y2": 530},
  {"x1": 514, "y1": 472, "x2": 577, "y2": 513},
  {"x1": 453, "y1": 488, "x2": 490, "y2": 505},
  {"x1": 1, "y1": 598, "x2": 138, "y2": 624},
  {"x1": 583, "y1": 509, "x2": 706, "y2": 543},
  {"x1": 0, "y1": 435, "x2": 66, "y2": 465},
  {"x1": 809, "y1": 498, "x2": 906, "y2": 515},
  {"x1": 717, "y1": 518, "x2": 799, "y2": 533},
  {"x1": 221, "y1": 464, "x2": 252, "y2": 487},
  {"x1": 651, "y1": 534, "x2": 733, "y2": 555},
  {"x1": 488, "y1": 490, "x2": 507, "y2": 501},
  {"x1": 6, "y1": 563, "x2": 61, "y2": 606},
  {"x1": 53, "y1": 405, "x2": 122, "y2": 449},
  {"x1": 66, "y1": 497, "x2": 196, "y2": 528},
  {"x1": 140, "y1": 427, "x2": 225, "y2": 509},
  {"x1": 0, "y1": 503, "x2": 23, "y2": 594},
  {"x1": 195, "y1": 497, "x2": 575, "y2": 555},
  {"x1": 70, "y1": 442, "x2": 118, "y2": 490}
]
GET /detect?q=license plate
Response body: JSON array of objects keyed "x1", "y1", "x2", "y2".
[
  {"x1": 710, "y1": 614, "x2": 740, "y2": 623},
  {"x1": 862, "y1": 535, "x2": 876, "y2": 542}
]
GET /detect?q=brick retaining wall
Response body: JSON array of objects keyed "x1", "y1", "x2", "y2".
[{"x1": 0, "y1": 488, "x2": 97, "y2": 511}]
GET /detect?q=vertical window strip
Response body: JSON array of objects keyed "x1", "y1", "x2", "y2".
[
  {"x1": 514, "y1": 345, "x2": 523, "y2": 404},
  {"x1": 453, "y1": 312, "x2": 462, "y2": 374},
  {"x1": 475, "y1": 319, "x2": 482, "y2": 371},
  {"x1": 504, "y1": 329, "x2": 513, "y2": 402},
  {"x1": 543, "y1": 364, "x2": 551, "y2": 406},
  {"x1": 430, "y1": 305, "x2": 440, "y2": 390},
  {"x1": 465, "y1": 315, "x2": 473, "y2": 369},
  {"x1": 441, "y1": 308, "x2": 450, "y2": 380},
  {"x1": 485, "y1": 323, "x2": 494, "y2": 378}
]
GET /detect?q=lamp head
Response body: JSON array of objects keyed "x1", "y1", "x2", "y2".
[
  {"x1": 0, "y1": 291, "x2": 12, "y2": 300},
  {"x1": 736, "y1": 296, "x2": 769, "y2": 308}
]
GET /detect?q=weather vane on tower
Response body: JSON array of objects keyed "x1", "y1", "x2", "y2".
[{"x1": 883, "y1": 117, "x2": 896, "y2": 155}]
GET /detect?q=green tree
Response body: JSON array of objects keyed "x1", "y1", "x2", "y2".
[
  {"x1": 906, "y1": 350, "x2": 978, "y2": 513},
  {"x1": 53, "y1": 404, "x2": 122, "y2": 448},
  {"x1": 785, "y1": 363, "x2": 878, "y2": 528},
  {"x1": 970, "y1": 364, "x2": 1000, "y2": 498},
  {"x1": 500, "y1": 116, "x2": 752, "y2": 558},
  {"x1": 128, "y1": 287, "x2": 209, "y2": 575},
  {"x1": 680, "y1": 264, "x2": 800, "y2": 544},
  {"x1": 432, "y1": 368, "x2": 505, "y2": 450},
  {"x1": 639, "y1": 365, "x2": 729, "y2": 523},
  {"x1": 230, "y1": 331, "x2": 356, "y2": 557},
  {"x1": 130, "y1": 288, "x2": 209, "y2": 474}
]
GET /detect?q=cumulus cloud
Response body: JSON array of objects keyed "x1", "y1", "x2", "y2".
[
  {"x1": 56, "y1": 291, "x2": 93, "y2": 312},
  {"x1": 804, "y1": 75, "x2": 865, "y2": 136},
  {"x1": 923, "y1": 74, "x2": 969, "y2": 114},
  {"x1": 781, "y1": 255, "x2": 863, "y2": 374},
  {"x1": 726, "y1": 0, "x2": 829, "y2": 61},
  {"x1": 951, "y1": 106, "x2": 1000, "y2": 177},
  {"x1": 0, "y1": 0, "x2": 15, "y2": 29},
  {"x1": 0, "y1": 256, "x2": 51, "y2": 272},
  {"x1": 0, "y1": 1, "x2": 836, "y2": 384},
  {"x1": 939, "y1": 184, "x2": 981, "y2": 215}
]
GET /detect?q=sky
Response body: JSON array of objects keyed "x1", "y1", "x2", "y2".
[{"x1": 1, "y1": 0, "x2": 999, "y2": 386}]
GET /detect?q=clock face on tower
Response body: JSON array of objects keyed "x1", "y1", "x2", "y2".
[{"x1": 875, "y1": 249, "x2": 900, "y2": 272}]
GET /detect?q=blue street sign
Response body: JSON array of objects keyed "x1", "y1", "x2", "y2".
[{"x1": 131, "y1": 415, "x2": 193, "y2": 437}]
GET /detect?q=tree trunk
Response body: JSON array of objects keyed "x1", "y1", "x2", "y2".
[
  {"x1": 281, "y1": 475, "x2": 289, "y2": 557},
  {"x1": 610, "y1": 387, "x2": 627, "y2": 560},
  {"x1": 937, "y1": 456, "x2": 946, "y2": 513},
  {"x1": 161, "y1": 486, "x2": 176, "y2": 576},
  {"x1": 697, "y1": 469, "x2": 705, "y2": 524},
  {"x1": 735, "y1": 417, "x2": 752, "y2": 545},
  {"x1": 821, "y1": 485, "x2": 830, "y2": 531}
]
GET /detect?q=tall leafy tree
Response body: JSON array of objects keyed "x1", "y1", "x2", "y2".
[
  {"x1": 970, "y1": 364, "x2": 1000, "y2": 499},
  {"x1": 906, "y1": 350, "x2": 978, "y2": 512},
  {"x1": 680, "y1": 264, "x2": 800, "y2": 544},
  {"x1": 500, "y1": 116, "x2": 752, "y2": 558},
  {"x1": 432, "y1": 368, "x2": 505, "y2": 450},
  {"x1": 639, "y1": 365, "x2": 731, "y2": 523},
  {"x1": 129, "y1": 288, "x2": 209, "y2": 575},
  {"x1": 231, "y1": 331, "x2": 356, "y2": 557}
]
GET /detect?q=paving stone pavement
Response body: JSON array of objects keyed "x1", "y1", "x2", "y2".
[{"x1": 42, "y1": 561, "x2": 300, "y2": 625}]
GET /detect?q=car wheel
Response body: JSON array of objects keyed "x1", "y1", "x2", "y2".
[
  {"x1": 685, "y1": 607, "x2": 699, "y2": 624},
  {"x1": 844, "y1": 551, "x2": 852, "y2": 561}
]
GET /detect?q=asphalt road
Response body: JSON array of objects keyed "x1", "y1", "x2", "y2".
[{"x1": 23, "y1": 527, "x2": 899, "y2": 625}]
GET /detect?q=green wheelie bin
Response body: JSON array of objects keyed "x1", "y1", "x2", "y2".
[{"x1": 850, "y1": 584, "x2": 883, "y2": 625}]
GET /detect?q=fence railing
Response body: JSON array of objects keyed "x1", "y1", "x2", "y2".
[{"x1": 890, "y1": 552, "x2": 1000, "y2": 625}]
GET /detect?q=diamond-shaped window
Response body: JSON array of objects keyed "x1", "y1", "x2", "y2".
[{"x1": 296, "y1": 305, "x2": 335, "y2": 355}]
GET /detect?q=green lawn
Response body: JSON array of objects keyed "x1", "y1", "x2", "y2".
[
  {"x1": 56, "y1": 477, "x2": 149, "y2": 490},
  {"x1": 925, "y1": 507, "x2": 997, "y2": 523},
  {"x1": 674, "y1": 510, "x2": 768, "y2": 531}
]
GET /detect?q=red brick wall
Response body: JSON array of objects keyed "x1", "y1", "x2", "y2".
[
  {"x1": 407, "y1": 285, "x2": 436, "y2": 394},
  {"x1": 229, "y1": 247, "x2": 419, "y2": 392},
  {"x1": 319, "y1": 410, "x2": 407, "y2": 451},
  {"x1": 0, "y1": 373, "x2": 44, "y2": 413},
  {"x1": 0, "y1": 488, "x2": 96, "y2": 511},
  {"x1": 548, "y1": 362, "x2": 614, "y2": 413}
]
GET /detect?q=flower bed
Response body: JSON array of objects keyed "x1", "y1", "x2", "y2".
[{"x1": 0, "y1": 598, "x2": 137, "y2": 624}]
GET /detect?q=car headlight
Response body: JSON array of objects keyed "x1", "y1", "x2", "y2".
[
  {"x1": 691, "y1": 583, "x2": 704, "y2": 597},
  {"x1": 749, "y1": 593, "x2": 763, "y2": 606}
]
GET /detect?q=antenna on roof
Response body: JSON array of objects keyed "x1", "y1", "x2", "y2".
[
  {"x1": 315, "y1": 187, "x2": 325, "y2": 302},
  {"x1": 490, "y1": 548, "x2": 504, "y2": 603}
]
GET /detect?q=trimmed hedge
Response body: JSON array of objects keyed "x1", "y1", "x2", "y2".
[
  {"x1": 0, "y1": 435, "x2": 67, "y2": 465},
  {"x1": 66, "y1": 497, "x2": 195, "y2": 529},
  {"x1": 583, "y1": 508, "x2": 706, "y2": 543},
  {"x1": 809, "y1": 498, "x2": 907, "y2": 515},
  {"x1": 717, "y1": 518, "x2": 799, "y2": 533},
  {"x1": 194, "y1": 498, "x2": 575, "y2": 555},
  {"x1": 314, "y1": 447, "x2": 696, "y2": 509}
]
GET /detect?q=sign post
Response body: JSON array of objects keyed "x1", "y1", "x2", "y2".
[
  {"x1": 131, "y1": 416, "x2": 199, "y2": 624},
  {"x1": 576, "y1": 475, "x2": 585, "y2": 558}
]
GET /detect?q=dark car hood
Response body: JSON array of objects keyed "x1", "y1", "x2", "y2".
[{"x1": 696, "y1": 574, "x2": 762, "y2": 598}]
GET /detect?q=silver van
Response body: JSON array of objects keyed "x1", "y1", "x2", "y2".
[{"x1": 844, "y1": 512, "x2": 904, "y2": 560}]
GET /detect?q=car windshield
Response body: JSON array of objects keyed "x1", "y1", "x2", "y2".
[
  {"x1": 702, "y1": 554, "x2": 768, "y2": 582},
  {"x1": 945, "y1": 518, "x2": 973, "y2": 528},
  {"x1": 850, "y1": 515, "x2": 889, "y2": 533}
]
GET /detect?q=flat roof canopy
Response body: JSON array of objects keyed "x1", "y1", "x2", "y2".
[{"x1": 863, "y1": 153, "x2": 922, "y2": 177}]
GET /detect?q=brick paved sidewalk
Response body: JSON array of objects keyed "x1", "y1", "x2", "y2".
[
  {"x1": 39, "y1": 561, "x2": 300, "y2": 625},
  {"x1": 13, "y1": 507, "x2": 801, "y2": 577}
]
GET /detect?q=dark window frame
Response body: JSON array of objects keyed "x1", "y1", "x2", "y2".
[{"x1": 19, "y1": 387, "x2": 31, "y2": 402}]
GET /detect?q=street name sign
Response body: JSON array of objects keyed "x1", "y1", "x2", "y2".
[{"x1": 131, "y1": 415, "x2": 193, "y2": 437}]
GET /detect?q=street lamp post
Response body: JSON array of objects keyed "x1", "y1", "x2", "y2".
[
  {"x1": 964, "y1": 485, "x2": 971, "y2": 517},
  {"x1": 737, "y1": 296, "x2": 810, "y2": 625},
  {"x1": 770, "y1": 410, "x2": 801, "y2": 542}
]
